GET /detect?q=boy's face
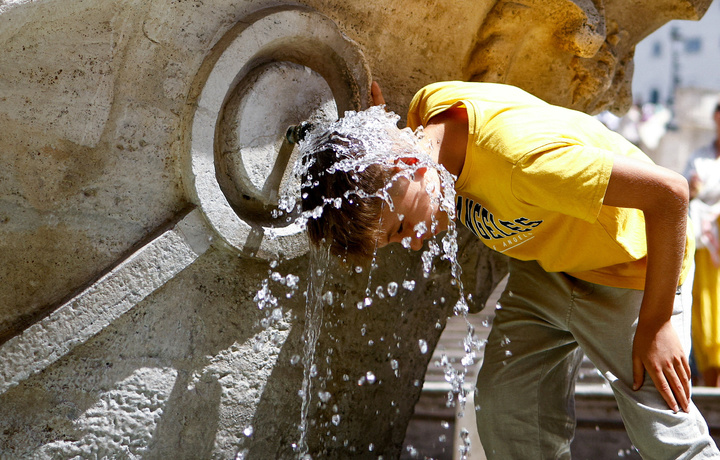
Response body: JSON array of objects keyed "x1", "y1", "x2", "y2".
[{"x1": 376, "y1": 167, "x2": 449, "y2": 251}]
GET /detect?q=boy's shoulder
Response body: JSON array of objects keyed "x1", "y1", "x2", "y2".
[
  {"x1": 414, "y1": 81, "x2": 539, "y2": 101},
  {"x1": 409, "y1": 81, "x2": 545, "y2": 129}
]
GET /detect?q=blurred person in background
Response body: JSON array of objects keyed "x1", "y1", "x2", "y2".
[{"x1": 684, "y1": 102, "x2": 720, "y2": 386}]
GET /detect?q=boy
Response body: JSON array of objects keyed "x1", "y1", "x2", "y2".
[{"x1": 298, "y1": 81, "x2": 719, "y2": 458}]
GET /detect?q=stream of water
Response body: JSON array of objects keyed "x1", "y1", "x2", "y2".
[
  {"x1": 258, "y1": 106, "x2": 484, "y2": 459},
  {"x1": 295, "y1": 245, "x2": 330, "y2": 458}
]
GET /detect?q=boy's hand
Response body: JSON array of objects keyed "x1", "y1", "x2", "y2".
[
  {"x1": 632, "y1": 318, "x2": 691, "y2": 412},
  {"x1": 371, "y1": 81, "x2": 385, "y2": 106}
]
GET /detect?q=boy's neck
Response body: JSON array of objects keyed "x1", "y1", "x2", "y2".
[{"x1": 424, "y1": 107, "x2": 469, "y2": 178}]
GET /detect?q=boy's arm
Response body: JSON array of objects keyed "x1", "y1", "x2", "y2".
[{"x1": 603, "y1": 155, "x2": 692, "y2": 413}]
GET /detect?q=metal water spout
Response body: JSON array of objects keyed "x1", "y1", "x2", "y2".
[{"x1": 286, "y1": 122, "x2": 315, "y2": 145}]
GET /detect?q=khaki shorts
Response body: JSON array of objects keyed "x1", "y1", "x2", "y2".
[{"x1": 475, "y1": 259, "x2": 718, "y2": 459}]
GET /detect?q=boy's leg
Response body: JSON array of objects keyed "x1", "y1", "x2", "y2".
[
  {"x1": 569, "y1": 277, "x2": 719, "y2": 459},
  {"x1": 475, "y1": 259, "x2": 584, "y2": 459}
]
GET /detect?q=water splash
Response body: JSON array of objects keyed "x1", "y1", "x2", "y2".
[{"x1": 260, "y1": 105, "x2": 483, "y2": 457}]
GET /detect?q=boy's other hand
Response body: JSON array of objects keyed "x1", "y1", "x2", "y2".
[
  {"x1": 371, "y1": 81, "x2": 385, "y2": 106},
  {"x1": 632, "y1": 319, "x2": 691, "y2": 413}
]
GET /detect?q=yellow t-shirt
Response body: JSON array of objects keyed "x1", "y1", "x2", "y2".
[{"x1": 407, "y1": 81, "x2": 694, "y2": 290}]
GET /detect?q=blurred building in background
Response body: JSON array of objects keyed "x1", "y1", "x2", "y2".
[
  {"x1": 596, "y1": 1, "x2": 720, "y2": 174},
  {"x1": 632, "y1": 1, "x2": 720, "y2": 106}
]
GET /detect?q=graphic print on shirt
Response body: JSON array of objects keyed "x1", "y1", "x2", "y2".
[{"x1": 456, "y1": 195, "x2": 543, "y2": 253}]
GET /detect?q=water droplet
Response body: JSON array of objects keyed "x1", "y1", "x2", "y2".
[
  {"x1": 418, "y1": 339, "x2": 428, "y2": 354},
  {"x1": 366, "y1": 371, "x2": 376, "y2": 384},
  {"x1": 290, "y1": 355, "x2": 300, "y2": 365},
  {"x1": 286, "y1": 274, "x2": 299, "y2": 289},
  {"x1": 243, "y1": 426, "x2": 254, "y2": 437},
  {"x1": 332, "y1": 414, "x2": 341, "y2": 426},
  {"x1": 375, "y1": 286, "x2": 385, "y2": 299},
  {"x1": 454, "y1": 298, "x2": 469, "y2": 315},
  {"x1": 459, "y1": 427, "x2": 472, "y2": 456},
  {"x1": 387, "y1": 282, "x2": 398, "y2": 297},
  {"x1": 402, "y1": 279, "x2": 416, "y2": 291}
]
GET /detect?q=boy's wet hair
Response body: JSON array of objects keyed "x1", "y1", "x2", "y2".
[
  {"x1": 294, "y1": 106, "x2": 415, "y2": 263},
  {"x1": 298, "y1": 128, "x2": 393, "y2": 263}
]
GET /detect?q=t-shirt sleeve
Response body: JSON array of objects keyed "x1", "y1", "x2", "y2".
[
  {"x1": 407, "y1": 82, "x2": 468, "y2": 130},
  {"x1": 511, "y1": 144, "x2": 614, "y2": 223}
]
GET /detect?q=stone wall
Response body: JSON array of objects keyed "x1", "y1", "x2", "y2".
[{"x1": 0, "y1": 0, "x2": 712, "y2": 458}]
